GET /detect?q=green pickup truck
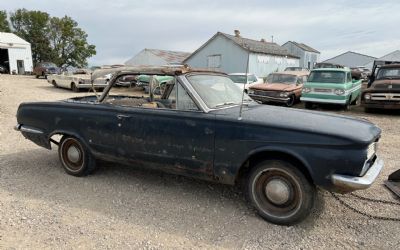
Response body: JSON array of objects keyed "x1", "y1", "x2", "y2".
[{"x1": 300, "y1": 68, "x2": 362, "y2": 109}]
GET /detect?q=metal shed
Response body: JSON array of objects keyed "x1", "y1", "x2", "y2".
[
  {"x1": 125, "y1": 48, "x2": 191, "y2": 66},
  {"x1": 184, "y1": 30, "x2": 300, "y2": 78},
  {"x1": 0, "y1": 32, "x2": 33, "y2": 74},
  {"x1": 322, "y1": 51, "x2": 376, "y2": 68},
  {"x1": 364, "y1": 50, "x2": 400, "y2": 69}
]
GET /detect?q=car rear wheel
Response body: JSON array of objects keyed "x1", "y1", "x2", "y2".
[
  {"x1": 286, "y1": 95, "x2": 295, "y2": 107},
  {"x1": 71, "y1": 83, "x2": 79, "y2": 92},
  {"x1": 58, "y1": 136, "x2": 97, "y2": 176},
  {"x1": 351, "y1": 95, "x2": 360, "y2": 105},
  {"x1": 247, "y1": 160, "x2": 316, "y2": 225}
]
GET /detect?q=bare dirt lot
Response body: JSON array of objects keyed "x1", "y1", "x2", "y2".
[{"x1": 1, "y1": 75, "x2": 399, "y2": 249}]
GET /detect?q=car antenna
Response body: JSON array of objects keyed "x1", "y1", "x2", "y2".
[{"x1": 238, "y1": 51, "x2": 250, "y2": 121}]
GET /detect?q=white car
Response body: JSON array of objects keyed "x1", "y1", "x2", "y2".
[
  {"x1": 228, "y1": 73, "x2": 263, "y2": 92},
  {"x1": 47, "y1": 69, "x2": 109, "y2": 92}
]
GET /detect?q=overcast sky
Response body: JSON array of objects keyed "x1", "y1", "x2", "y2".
[{"x1": 2, "y1": 0, "x2": 400, "y2": 66}]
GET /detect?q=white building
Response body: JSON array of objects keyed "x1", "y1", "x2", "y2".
[
  {"x1": 184, "y1": 31, "x2": 300, "y2": 78},
  {"x1": 0, "y1": 32, "x2": 33, "y2": 74}
]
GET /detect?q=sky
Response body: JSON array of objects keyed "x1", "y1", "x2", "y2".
[{"x1": 1, "y1": 0, "x2": 400, "y2": 66}]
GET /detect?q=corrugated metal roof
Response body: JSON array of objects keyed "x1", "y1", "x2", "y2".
[
  {"x1": 147, "y1": 49, "x2": 191, "y2": 64},
  {"x1": 377, "y1": 50, "x2": 400, "y2": 61},
  {"x1": 0, "y1": 32, "x2": 30, "y2": 47},
  {"x1": 364, "y1": 50, "x2": 400, "y2": 69},
  {"x1": 323, "y1": 51, "x2": 376, "y2": 68},
  {"x1": 220, "y1": 32, "x2": 298, "y2": 58},
  {"x1": 286, "y1": 41, "x2": 320, "y2": 53}
]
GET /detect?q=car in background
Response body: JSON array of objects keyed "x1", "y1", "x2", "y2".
[
  {"x1": 301, "y1": 67, "x2": 362, "y2": 110},
  {"x1": 351, "y1": 67, "x2": 371, "y2": 81},
  {"x1": 33, "y1": 62, "x2": 60, "y2": 78},
  {"x1": 248, "y1": 71, "x2": 309, "y2": 107},
  {"x1": 314, "y1": 62, "x2": 344, "y2": 69},
  {"x1": 47, "y1": 68, "x2": 107, "y2": 92},
  {"x1": 284, "y1": 67, "x2": 309, "y2": 71},
  {"x1": 228, "y1": 73, "x2": 263, "y2": 93},
  {"x1": 361, "y1": 61, "x2": 400, "y2": 111},
  {"x1": 0, "y1": 64, "x2": 8, "y2": 74},
  {"x1": 137, "y1": 74, "x2": 174, "y2": 94}
]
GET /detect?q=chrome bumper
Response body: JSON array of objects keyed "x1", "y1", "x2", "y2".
[
  {"x1": 300, "y1": 97, "x2": 347, "y2": 104},
  {"x1": 249, "y1": 94, "x2": 289, "y2": 102},
  {"x1": 331, "y1": 158, "x2": 384, "y2": 192},
  {"x1": 14, "y1": 124, "x2": 44, "y2": 134}
]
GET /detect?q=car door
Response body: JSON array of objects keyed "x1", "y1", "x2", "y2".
[{"x1": 117, "y1": 81, "x2": 216, "y2": 179}]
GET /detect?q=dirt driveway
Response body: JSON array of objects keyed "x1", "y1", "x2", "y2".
[{"x1": 0, "y1": 75, "x2": 399, "y2": 249}]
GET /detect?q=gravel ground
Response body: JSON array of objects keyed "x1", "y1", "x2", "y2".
[{"x1": 0, "y1": 75, "x2": 399, "y2": 249}]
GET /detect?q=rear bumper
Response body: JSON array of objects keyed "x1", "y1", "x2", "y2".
[
  {"x1": 249, "y1": 94, "x2": 289, "y2": 103},
  {"x1": 300, "y1": 97, "x2": 347, "y2": 104},
  {"x1": 14, "y1": 124, "x2": 51, "y2": 149},
  {"x1": 331, "y1": 158, "x2": 384, "y2": 193}
]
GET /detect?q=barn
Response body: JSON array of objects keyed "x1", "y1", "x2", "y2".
[
  {"x1": 0, "y1": 32, "x2": 33, "y2": 74},
  {"x1": 184, "y1": 30, "x2": 299, "y2": 78}
]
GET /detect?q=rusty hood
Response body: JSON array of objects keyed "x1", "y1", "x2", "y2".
[
  {"x1": 250, "y1": 83, "x2": 299, "y2": 92},
  {"x1": 366, "y1": 79, "x2": 400, "y2": 92}
]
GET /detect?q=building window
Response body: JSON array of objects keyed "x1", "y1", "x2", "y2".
[{"x1": 207, "y1": 55, "x2": 221, "y2": 68}]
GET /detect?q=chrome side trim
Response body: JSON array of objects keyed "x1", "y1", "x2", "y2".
[
  {"x1": 331, "y1": 158, "x2": 384, "y2": 192},
  {"x1": 14, "y1": 124, "x2": 44, "y2": 134}
]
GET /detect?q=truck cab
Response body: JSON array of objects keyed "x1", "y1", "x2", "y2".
[
  {"x1": 300, "y1": 67, "x2": 362, "y2": 110},
  {"x1": 361, "y1": 61, "x2": 400, "y2": 111}
]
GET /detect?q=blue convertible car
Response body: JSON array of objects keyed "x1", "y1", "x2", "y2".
[{"x1": 15, "y1": 65, "x2": 383, "y2": 225}]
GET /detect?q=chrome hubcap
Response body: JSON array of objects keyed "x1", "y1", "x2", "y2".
[
  {"x1": 67, "y1": 145, "x2": 81, "y2": 163},
  {"x1": 265, "y1": 179, "x2": 291, "y2": 205}
]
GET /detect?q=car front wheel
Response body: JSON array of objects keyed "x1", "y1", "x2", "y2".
[
  {"x1": 286, "y1": 95, "x2": 295, "y2": 107},
  {"x1": 247, "y1": 160, "x2": 316, "y2": 225},
  {"x1": 58, "y1": 136, "x2": 97, "y2": 176}
]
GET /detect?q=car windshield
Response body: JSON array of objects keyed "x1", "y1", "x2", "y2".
[
  {"x1": 266, "y1": 73, "x2": 297, "y2": 84},
  {"x1": 308, "y1": 71, "x2": 345, "y2": 83},
  {"x1": 187, "y1": 74, "x2": 251, "y2": 109},
  {"x1": 376, "y1": 68, "x2": 400, "y2": 79},
  {"x1": 228, "y1": 74, "x2": 257, "y2": 84}
]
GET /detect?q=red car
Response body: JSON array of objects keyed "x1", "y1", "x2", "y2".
[{"x1": 33, "y1": 62, "x2": 60, "y2": 78}]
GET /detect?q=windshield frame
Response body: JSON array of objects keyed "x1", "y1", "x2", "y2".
[
  {"x1": 184, "y1": 73, "x2": 253, "y2": 112},
  {"x1": 266, "y1": 73, "x2": 298, "y2": 84},
  {"x1": 376, "y1": 67, "x2": 400, "y2": 80},
  {"x1": 307, "y1": 70, "x2": 346, "y2": 84}
]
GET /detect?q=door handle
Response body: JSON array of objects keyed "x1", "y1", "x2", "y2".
[{"x1": 116, "y1": 114, "x2": 131, "y2": 120}]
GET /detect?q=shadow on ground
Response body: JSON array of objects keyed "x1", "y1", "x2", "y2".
[{"x1": 0, "y1": 148, "x2": 326, "y2": 243}]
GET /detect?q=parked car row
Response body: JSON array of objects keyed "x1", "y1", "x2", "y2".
[{"x1": 244, "y1": 60, "x2": 400, "y2": 112}]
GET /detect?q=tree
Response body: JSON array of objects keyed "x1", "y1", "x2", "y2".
[
  {"x1": 0, "y1": 10, "x2": 11, "y2": 32},
  {"x1": 48, "y1": 16, "x2": 96, "y2": 67},
  {"x1": 9, "y1": 9, "x2": 96, "y2": 67},
  {"x1": 10, "y1": 9, "x2": 52, "y2": 63}
]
